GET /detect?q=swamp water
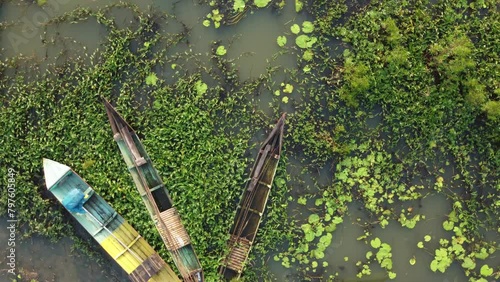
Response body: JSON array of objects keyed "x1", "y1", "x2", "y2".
[
  {"x1": 1, "y1": 1, "x2": 497, "y2": 281},
  {"x1": 0, "y1": 217, "x2": 127, "y2": 281}
]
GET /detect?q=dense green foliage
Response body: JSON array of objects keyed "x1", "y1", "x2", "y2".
[
  {"x1": 0, "y1": 4, "x2": 289, "y2": 281},
  {"x1": 1, "y1": 0, "x2": 498, "y2": 281}
]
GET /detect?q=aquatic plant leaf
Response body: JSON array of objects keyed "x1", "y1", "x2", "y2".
[
  {"x1": 311, "y1": 261, "x2": 318, "y2": 268},
  {"x1": 332, "y1": 216, "x2": 343, "y2": 224},
  {"x1": 381, "y1": 257, "x2": 392, "y2": 269},
  {"x1": 424, "y1": 235, "x2": 431, "y2": 242},
  {"x1": 430, "y1": 259, "x2": 439, "y2": 272},
  {"x1": 37, "y1": 0, "x2": 47, "y2": 6},
  {"x1": 291, "y1": 24, "x2": 301, "y2": 34},
  {"x1": 480, "y1": 264, "x2": 493, "y2": 276},
  {"x1": 371, "y1": 237, "x2": 381, "y2": 248},
  {"x1": 315, "y1": 225, "x2": 324, "y2": 236},
  {"x1": 275, "y1": 178, "x2": 286, "y2": 188},
  {"x1": 409, "y1": 256, "x2": 416, "y2": 265},
  {"x1": 145, "y1": 73, "x2": 158, "y2": 85},
  {"x1": 366, "y1": 251, "x2": 373, "y2": 259},
  {"x1": 203, "y1": 20, "x2": 211, "y2": 27},
  {"x1": 475, "y1": 248, "x2": 489, "y2": 259},
  {"x1": 442, "y1": 220, "x2": 454, "y2": 231},
  {"x1": 319, "y1": 233, "x2": 332, "y2": 246},
  {"x1": 417, "y1": 242, "x2": 424, "y2": 248},
  {"x1": 325, "y1": 222, "x2": 337, "y2": 232},
  {"x1": 461, "y1": 257, "x2": 475, "y2": 269},
  {"x1": 296, "y1": 35, "x2": 317, "y2": 49},
  {"x1": 302, "y1": 21, "x2": 314, "y2": 33},
  {"x1": 216, "y1": 45, "x2": 227, "y2": 56},
  {"x1": 277, "y1": 35, "x2": 287, "y2": 47},
  {"x1": 281, "y1": 257, "x2": 291, "y2": 268},
  {"x1": 282, "y1": 96, "x2": 289, "y2": 103},
  {"x1": 313, "y1": 249, "x2": 324, "y2": 259},
  {"x1": 322, "y1": 261, "x2": 328, "y2": 267},
  {"x1": 233, "y1": 0, "x2": 246, "y2": 12},
  {"x1": 295, "y1": 0, "x2": 303, "y2": 12},
  {"x1": 297, "y1": 196, "x2": 307, "y2": 205},
  {"x1": 302, "y1": 50, "x2": 313, "y2": 61},
  {"x1": 195, "y1": 80, "x2": 208, "y2": 95},
  {"x1": 301, "y1": 223, "x2": 312, "y2": 232},
  {"x1": 388, "y1": 272, "x2": 396, "y2": 279},
  {"x1": 283, "y1": 83, "x2": 293, "y2": 93},
  {"x1": 305, "y1": 232, "x2": 315, "y2": 242},
  {"x1": 254, "y1": 0, "x2": 271, "y2": 8}
]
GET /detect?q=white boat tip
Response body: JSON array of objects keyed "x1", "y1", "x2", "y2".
[{"x1": 43, "y1": 158, "x2": 71, "y2": 189}]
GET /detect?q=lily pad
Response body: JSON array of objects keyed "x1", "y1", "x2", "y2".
[
  {"x1": 145, "y1": 73, "x2": 158, "y2": 86},
  {"x1": 203, "y1": 20, "x2": 211, "y2": 27},
  {"x1": 283, "y1": 83, "x2": 293, "y2": 93},
  {"x1": 409, "y1": 256, "x2": 416, "y2": 265},
  {"x1": 308, "y1": 213, "x2": 320, "y2": 224},
  {"x1": 282, "y1": 96, "x2": 289, "y2": 103},
  {"x1": 302, "y1": 21, "x2": 314, "y2": 33},
  {"x1": 302, "y1": 50, "x2": 314, "y2": 61},
  {"x1": 371, "y1": 237, "x2": 381, "y2": 248},
  {"x1": 291, "y1": 24, "x2": 301, "y2": 34},
  {"x1": 443, "y1": 220, "x2": 454, "y2": 231},
  {"x1": 424, "y1": 235, "x2": 431, "y2": 242},
  {"x1": 296, "y1": 35, "x2": 317, "y2": 49},
  {"x1": 277, "y1": 35, "x2": 287, "y2": 47},
  {"x1": 254, "y1": 0, "x2": 271, "y2": 8},
  {"x1": 295, "y1": 0, "x2": 303, "y2": 12},
  {"x1": 216, "y1": 45, "x2": 227, "y2": 56},
  {"x1": 195, "y1": 80, "x2": 207, "y2": 95},
  {"x1": 233, "y1": 0, "x2": 246, "y2": 11},
  {"x1": 461, "y1": 257, "x2": 475, "y2": 269},
  {"x1": 480, "y1": 264, "x2": 493, "y2": 276}
]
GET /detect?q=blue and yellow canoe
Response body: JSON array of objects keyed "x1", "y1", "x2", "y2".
[{"x1": 43, "y1": 158, "x2": 181, "y2": 282}]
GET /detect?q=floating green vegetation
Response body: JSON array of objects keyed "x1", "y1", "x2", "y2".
[
  {"x1": 254, "y1": 0, "x2": 271, "y2": 8},
  {"x1": 216, "y1": 45, "x2": 227, "y2": 56},
  {"x1": 0, "y1": 3, "x2": 291, "y2": 281},
  {"x1": 1, "y1": 0, "x2": 499, "y2": 281},
  {"x1": 277, "y1": 35, "x2": 287, "y2": 47}
]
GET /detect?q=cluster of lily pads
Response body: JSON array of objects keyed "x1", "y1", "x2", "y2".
[{"x1": 1, "y1": 0, "x2": 499, "y2": 281}]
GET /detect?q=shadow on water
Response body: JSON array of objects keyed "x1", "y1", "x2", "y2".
[{"x1": 0, "y1": 217, "x2": 127, "y2": 282}]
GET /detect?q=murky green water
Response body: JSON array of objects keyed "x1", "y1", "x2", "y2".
[
  {"x1": 0, "y1": 217, "x2": 127, "y2": 281},
  {"x1": 1, "y1": 1, "x2": 497, "y2": 282}
]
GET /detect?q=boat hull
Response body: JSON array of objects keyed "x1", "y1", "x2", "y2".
[
  {"x1": 104, "y1": 100, "x2": 204, "y2": 282},
  {"x1": 43, "y1": 158, "x2": 181, "y2": 282},
  {"x1": 220, "y1": 114, "x2": 285, "y2": 280}
]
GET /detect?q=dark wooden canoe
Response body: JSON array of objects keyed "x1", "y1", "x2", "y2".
[
  {"x1": 220, "y1": 114, "x2": 286, "y2": 280},
  {"x1": 103, "y1": 100, "x2": 204, "y2": 282}
]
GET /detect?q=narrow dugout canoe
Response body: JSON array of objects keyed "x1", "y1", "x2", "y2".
[
  {"x1": 43, "y1": 158, "x2": 181, "y2": 282},
  {"x1": 103, "y1": 100, "x2": 203, "y2": 282},
  {"x1": 220, "y1": 114, "x2": 286, "y2": 280}
]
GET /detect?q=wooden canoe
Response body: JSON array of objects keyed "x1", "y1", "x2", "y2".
[
  {"x1": 43, "y1": 158, "x2": 181, "y2": 282},
  {"x1": 103, "y1": 100, "x2": 204, "y2": 282},
  {"x1": 220, "y1": 114, "x2": 286, "y2": 280}
]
